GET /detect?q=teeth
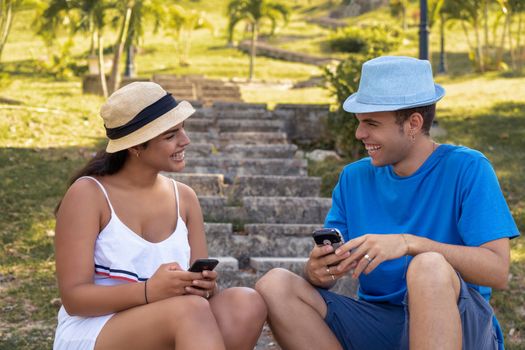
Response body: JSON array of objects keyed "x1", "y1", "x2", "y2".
[
  {"x1": 365, "y1": 145, "x2": 381, "y2": 151},
  {"x1": 171, "y1": 151, "x2": 185, "y2": 161}
]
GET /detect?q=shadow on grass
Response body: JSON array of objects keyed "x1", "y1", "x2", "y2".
[
  {"x1": 431, "y1": 50, "x2": 474, "y2": 78},
  {"x1": 0, "y1": 143, "x2": 105, "y2": 263}
]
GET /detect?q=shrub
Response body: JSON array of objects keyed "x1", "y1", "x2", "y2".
[
  {"x1": 323, "y1": 53, "x2": 368, "y2": 159},
  {"x1": 327, "y1": 24, "x2": 402, "y2": 55}
]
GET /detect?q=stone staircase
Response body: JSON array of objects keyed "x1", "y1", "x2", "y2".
[
  {"x1": 152, "y1": 75, "x2": 243, "y2": 104},
  {"x1": 165, "y1": 101, "x2": 357, "y2": 348}
]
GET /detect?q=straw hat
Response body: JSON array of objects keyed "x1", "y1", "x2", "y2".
[
  {"x1": 100, "y1": 82, "x2": 195, "y2": 153},
  {"x1": 343, "y1": 56, "x2": 445, "y2": 114}
]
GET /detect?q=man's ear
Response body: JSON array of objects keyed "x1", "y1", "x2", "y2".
[{"x1": 408, "y1": 112, "x2": 424, "y2": 134}]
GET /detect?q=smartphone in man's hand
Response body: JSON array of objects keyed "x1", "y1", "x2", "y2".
[{"x1": 312, "y1": 228, "x2": 344, "y2": 250}]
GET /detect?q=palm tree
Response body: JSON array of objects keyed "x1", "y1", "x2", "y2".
[
  {"x1": 1, "y1": 0, "x2": 41, "y2": 62},
  {"x1": 122, "y1": 0, "x2": 165, "y2": 78},
  {"x1": 167, "y1": 4, "x2": 214, "y2": 67},
  {"x1": 227, "y1": 0, "x2": 289, "y2": 81},
  {"x1": 37, "y1": 0, "x2": 112, "y2": 94}
]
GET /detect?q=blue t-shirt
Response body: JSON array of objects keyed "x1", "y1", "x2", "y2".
[{"x1": 325, "y1": 144, "x2": 519, "y2": 304}]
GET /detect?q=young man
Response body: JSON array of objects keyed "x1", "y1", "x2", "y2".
[{"x1": 255, "y1": 56, "x2": 519, "y2": 350}]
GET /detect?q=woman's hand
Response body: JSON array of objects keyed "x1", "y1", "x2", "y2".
[
  {"x1": 185, "y1": 270, "x2": 218, "y2": 299},
  {"x1": 146, "y1": 262, "x2": 195, "y2": 302}
]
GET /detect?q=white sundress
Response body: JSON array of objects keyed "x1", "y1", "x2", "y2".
[{"x1": 53, "y1": 176, "x2": 191, "y2": 350}]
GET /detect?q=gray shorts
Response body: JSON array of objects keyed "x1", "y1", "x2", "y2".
[{"x1": 317, "y1": 273, "x2": 501, "y2": 350}]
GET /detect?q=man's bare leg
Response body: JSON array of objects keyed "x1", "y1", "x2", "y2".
[
  {"x1": 407, "y1": 252, "x2": 462, "y2": 350},
  {"x1": 255, "y1": 268, "x2": 343, "y2": 350}
]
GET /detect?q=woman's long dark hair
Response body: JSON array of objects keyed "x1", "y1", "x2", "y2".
[{"x1": 54, "y1": 149, "x2": 128, "y2": 214}]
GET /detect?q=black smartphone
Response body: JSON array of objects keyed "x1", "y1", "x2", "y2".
[
  {"x1": 188, "y1": 258, "x2": 219, "y2": 272},
  {"x1": 312, "y1": 228, "x2": 344, "y2": 250}
]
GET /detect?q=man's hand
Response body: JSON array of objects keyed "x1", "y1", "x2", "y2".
[
  {"x1": 334, "y1": 234, "x2": 409, "y2": 279},
  {"x1": 305, "y1": 244, "x2": 354, "y2": 288}
]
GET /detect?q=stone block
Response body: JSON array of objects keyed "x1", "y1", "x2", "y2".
[
  {"x1": 231, "y1": 176, "x2": 321, "y2": 198},
  {"x1": 219, "y1": 132, "x2": 288, "y2": 145},
  {"x1": 184, "y1": 118, "x2": 214, "y2": 132},
  {"x1": 222, "y1": 144, "x2": 297, "y2": 159},
  {"x1": 186, "y1": 143, "x2": 213, "y2": 157},
  {"x1": 243, "y1": 197, "x2": 332, "y2": 224},
  {"x1": 250, "y1": 257, "x2": 308, "y2": 275},
  {"x1": 183, "y1": 158, "x2": 308, "y2": 177},
  {"x1": 164, "y1": 173, "x2": 224, "y2": 196},
  {"x1": 244, "y1": 223, "x2": 322, "y2": 237},
  {"x1": 218, "y1": 119, "x2": 283, "y2": 132}
]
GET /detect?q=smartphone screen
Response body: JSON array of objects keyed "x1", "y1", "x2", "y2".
[
  {"x1": 188, "y1": 258, "x2": 219, "y2": 272},
  {"x1": 312, "y1": 228, "x2": 344, "y2": 249}
]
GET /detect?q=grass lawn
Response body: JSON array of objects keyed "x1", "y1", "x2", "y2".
[{"x1": 1, "y1": 1, "x2": 524, "y2": 349}]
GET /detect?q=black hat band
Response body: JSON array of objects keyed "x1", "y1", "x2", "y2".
[{"x1": 105, "y1": 93, "x2": 178, "y2": 140}]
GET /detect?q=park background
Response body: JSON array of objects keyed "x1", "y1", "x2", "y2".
[{"x1": 0, "y1": 0, "x2": 524, "y2": 348}]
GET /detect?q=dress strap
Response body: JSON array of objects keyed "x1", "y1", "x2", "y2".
[
  {"x1": 75, "y1": 176, "x2": 115, "y2": 214},
  {"x1": 171, "y1": 179, "x2": 181, "y2": 219}
]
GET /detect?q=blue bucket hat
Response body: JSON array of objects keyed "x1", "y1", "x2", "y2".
[{"x1": 343, "y1": 56, "x2": 445, "y2": 114}]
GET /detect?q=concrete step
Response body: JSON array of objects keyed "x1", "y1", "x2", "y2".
[
  {"x1": 217, "y1": 119, "x2": 283, "y2": 132},
  {"x1": 183, "y1": 158, "x2": 308, "y2": 177},
  {"x1": 243, "y1": 196, "x2": 332, "y2": 224},
  {"x1": 199, "y1": 196, "x2": 245, "y2": 223},
  {"x1": 205, "y1": 222, "x2": 232, "y2": 236},
  {"x1": 222, "y1": 144, "x2": 297, "y2": 159},
  {"x1": 207, "y1": 224, "x2": 322, "y2": 265},
  {"x1": 231, "y1": 175, "x2": 321, "y2": 198},
  {"x1": 187, "y1": 131, "x2": 213, "y2": 143},
  {"x1": 250, "y1": 257, "x2": 308, "y2": 276},
  {"x1": 165, "y1": 173, "x2": 224, "y2": 196},
  {"x1": 208, "y1": 232, "x2": 313, "y2": 266},
  {"x1": 244, "y1": 223, "x2": 322, "y2": 237},
  {"x1": 185, "y1": 118, "x2": 214, "y2": 132},
  {"x1": 219, "y1": 132, "x2": 288, "y2": 145},
  {"x1": 186, "y1": 143, "x2": 214, "y2": 157},
  {"x1": 211, "y1": 257, "x2": 259, "y2": 289},
  {"x1": 212, "y1": 102, "x2": 267, "y2": 111}
]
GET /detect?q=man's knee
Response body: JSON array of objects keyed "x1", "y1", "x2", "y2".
[
  {"x1": 407, "y1": 252, "x2": 459, "y2": 295},
  {"x1": 255, "y1": 268, "x2": 300, "y2": 301}
]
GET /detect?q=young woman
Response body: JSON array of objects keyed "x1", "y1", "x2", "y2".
[{"x1": 53, "y1": 82, "x2": 267, "y2": 350}]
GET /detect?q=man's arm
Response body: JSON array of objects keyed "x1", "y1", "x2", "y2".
[
  {"x1": 335, "y1": 234, "x2": 510, "y2": 290},
  {"x1": 404, "y1": 235, "x2": 510, "y2": 289}
]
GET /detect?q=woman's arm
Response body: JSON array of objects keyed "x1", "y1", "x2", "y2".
[{"x1": 55, "y1": 180, "x2": 149, "y2": 317}]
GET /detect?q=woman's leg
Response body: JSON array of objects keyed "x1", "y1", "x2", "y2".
[
  {"x1": 209, "y1": 287, "x2": 267, "y2": 350},
  {"x1": 95, "y1": 294, "x2": 225, "y2": 350}
]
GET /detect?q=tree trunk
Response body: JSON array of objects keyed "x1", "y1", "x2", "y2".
[
  {"x1": 508, "y1": 13, "x2": 515, "y2": 69},
  {"x1": 460, "y1": 20, "x2": 475, "y2": 58},
  {"x1": 483, "y1": 0, "x2": 489, "y2": 60},
  {"x1": 496, "y1": 12, "x2": 509, "y2": 68},
  {"x1": 248, "y1": 22, "x2": 257, "y2": 82},
  {"x1": 437, "y1": 13, "x2": 446, "y2": 74},
  {"x1": 516, "y1": 12, "x2": 522, "y2": 68},
  {"x1": 89, "y1": 13, "x2": 96, "y2": 56},
  {"x1": 474, "y1": 18, "x2": 485, "y2": 72},
  {"x1": 0, "y1": 0, "x2": 14, "y2": 62},
  {"x1": 98, "y1": 32, "x2": 108, "y2": 98},
  {"x1": 109, "y1": 5, "x2": 132, "y2": 94}
]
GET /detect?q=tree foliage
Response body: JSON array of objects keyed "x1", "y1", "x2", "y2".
[
  {"x1": 166, "y1": 4, "x2": 214, "y2": 66},
  {"x1": 226, "y1": 0, "x2": 290, "y2": 81}
]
